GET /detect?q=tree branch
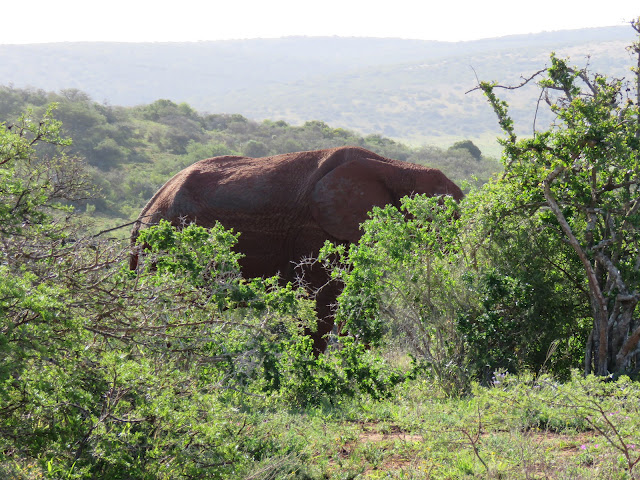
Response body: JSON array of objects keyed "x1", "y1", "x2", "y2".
[
  {"x1": 616, "y1": 324, "x2": 640, "y2": 370},
  {"x1": 543, "y1": 166, "x2": 610, "y2": 374},
  {"x1": 465, "y1": 69, "x2": 547, "y2": 95}
]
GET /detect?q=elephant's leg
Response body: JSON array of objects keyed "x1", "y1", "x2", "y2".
[
  {"x1": 292, "y1": 254, "x2": 342, "y2": 354},
  {"x1": 311, "y1": 280, "x2": 342, "y2": 354},
  {"x1": 289, "y1": 229, "x2": 346, "y2": 354}
]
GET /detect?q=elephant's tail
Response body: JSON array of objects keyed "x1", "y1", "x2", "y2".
[
  {"x1": 129, "y1": 218, "x2": 144, "y2": 271},
  {"x1": 129, "y1": 212, "x2": 157, "y2": 270}
]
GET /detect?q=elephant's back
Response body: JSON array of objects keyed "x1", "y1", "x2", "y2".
[
  {"x1": 134, "y1": 145, "x2": 398, "y2": 230},
  {"x1": 140, "y1": 153, "x2": 314, "y2": 229},
  {"x1": 174, "y1": 148, "x2": 355, "y2": 205},
  {"x1": 151, "y1": 145, "x2": 391, "y2": 204}
]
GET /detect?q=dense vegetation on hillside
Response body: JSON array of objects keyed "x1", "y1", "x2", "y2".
[
  {"x1": 0, "y1": 85, "x2": 500, "y2": 227},
  {"x1": 0, "y1": 27, "x2": 635, "y2": 151}
]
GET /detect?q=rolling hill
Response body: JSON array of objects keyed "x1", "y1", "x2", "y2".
[{"x1": 0, "y1": 26, "x2": 637, "y2": 154}]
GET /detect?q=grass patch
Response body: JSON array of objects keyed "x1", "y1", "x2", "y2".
[
  {"x1": 6, "y1": 372, "x2": 640, "y2": 479},
  {"x1": 240, "y1": 372, "x2": 640, "y2": 479}
]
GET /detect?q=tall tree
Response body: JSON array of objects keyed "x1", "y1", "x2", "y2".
[{"x1": 478, "y1": 19, "x2": 640, "y2": 375}]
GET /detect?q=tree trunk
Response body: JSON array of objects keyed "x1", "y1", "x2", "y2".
[
  {"x1": 591, "y1": 296, "x2": 609, "y2": 375},
  {"x1": 584, "y1": 329, "x2": 594, "y2": 375},
  {"x1": 543, "y1": 169, "x2": 611, "y2": 374}
]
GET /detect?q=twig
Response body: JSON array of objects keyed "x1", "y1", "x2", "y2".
[{"x1": 465, "y1": 69, "x2": 547, "y2": 95}]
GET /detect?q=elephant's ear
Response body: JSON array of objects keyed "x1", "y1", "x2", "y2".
[{"x1": 310, "y1": 159, "x2": 393, "y2": 243}]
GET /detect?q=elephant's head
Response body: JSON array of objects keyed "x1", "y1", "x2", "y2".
[{"x1": 310, "y1": 157, "x2": 463, "y2": 243}]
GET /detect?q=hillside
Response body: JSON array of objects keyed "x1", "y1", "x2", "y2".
[
  {"x1": 0, "y1": 27, "x2": 637, "y2": 154},
  {"x1": 0, "y1": 86, "x2": 501, "y2": 227}
]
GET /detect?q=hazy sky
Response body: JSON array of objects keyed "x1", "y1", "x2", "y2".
[{"x1": 3, "y1": 0, "x2": 638, "y2": 44}]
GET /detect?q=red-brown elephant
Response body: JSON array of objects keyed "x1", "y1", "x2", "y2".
[{"x1": 130, "y1": 146, "x2": 463, "y2": 353}]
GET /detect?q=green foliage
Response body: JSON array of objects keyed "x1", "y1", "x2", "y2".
[
  {"x1": 322, "y1": 184, "x2": 585, "y2": 388},
  {"x1": 479, "y1": 371, "x2": 640, "y2": 472},
  {"x1": 457, "y1": 266, "x2": 588, "y2": 382},
  {"x1": 478, "y1": 21, "x2": 640, "y2": 374},
  {"x1": 459, "y1": 183, "x2": 591, "y2": 381},
  {"x1": 322, "y1": 194, "x2": 471, "y2": 395},
  {"x1": 136, "y1": 220, "x2": 242, "y2": 284},
  {"x1": 0, "y1": 105, "x2": 79, "y2": 235},
  {"x1": 449, "y1": 139, "x2": 482, "y2": 160},
  {"x1": 321, "y1": 179, "x2": 588, "y2": 386},
  {"x1": 270, "y1": 337, "x2": 404, "y2": 407}
]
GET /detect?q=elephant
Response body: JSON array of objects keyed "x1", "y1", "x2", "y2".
[{"x1": 130, "y1": 146, "x2": 463, "y2": 353}]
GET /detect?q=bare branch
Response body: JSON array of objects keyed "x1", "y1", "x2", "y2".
[
  {"x1": 93, "y1": 214, "x2": 155, "y2": 238},
  {"x1": 465, "y1": 69, "x2": 547, "y2": 95}
]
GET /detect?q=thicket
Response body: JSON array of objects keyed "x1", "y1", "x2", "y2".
[
  {"x1": 0, "y1": 109, "x2": 403, "y2": 478},
  {"x1": 477, "y1": 20, "x2": 640, "y2": 376},
  {"x1": 319, "y1": 19, "x2": 640, "y2": 387}
]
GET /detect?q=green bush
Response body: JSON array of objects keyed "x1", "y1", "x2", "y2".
[
  {"x1": 0, "y1": 108, "x2": 409, "y2": 478},
  {"x1": 322, "y1": 194, "x2": 472, "y2": 395}
]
